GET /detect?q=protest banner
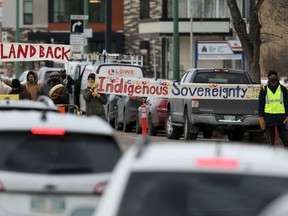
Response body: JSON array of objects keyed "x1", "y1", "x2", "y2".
[
  {"x1": 95, "y1": 75, "x2": 262, "y2": 100},
  {"x1": 0, "y1": 43, "x2": 71, "y2": 63}
]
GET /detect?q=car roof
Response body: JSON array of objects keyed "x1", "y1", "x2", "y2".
[
  {"x1": 0, "y1": 96, "x2": 59, "y2": 112},
  {"x1": 127, "y1": 141, "x2": 288, "y2": 174},
  {"x1": 0, "y1": 110, "x2": 114, "y2": 135},
  {"x1": 187, "y1": 68, "x2": 247, "y2": 74}
]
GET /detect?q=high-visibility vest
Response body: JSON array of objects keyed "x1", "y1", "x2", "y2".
[{"x1": 265, "y1": 85, "x2": 285, "y2": 114}]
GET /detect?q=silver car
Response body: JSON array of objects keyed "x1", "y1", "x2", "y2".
[
  {"x1": 94, "y1": 140, "x2": 288, "y2": 216},
  {"x1": 0, "y1": 111, "x2": 122, "y2": 216}
]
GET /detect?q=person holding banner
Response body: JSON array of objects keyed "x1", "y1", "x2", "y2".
[
  {"x1": 37, "y1": 71, "x2": 69, "y2": 107},
  {"x1": 9, "y1": 79, "x2": 31, "y2": 100},
  {"x1": 83, "y1": 73, "x2": 107, "y2": 120},
  {"x1": 258, "y1": 70, "x2": 288, "y2": 147}
]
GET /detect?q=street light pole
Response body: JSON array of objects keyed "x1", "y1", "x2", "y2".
[
  {"x1": 84, "y1": 0, "x2": 89, "y2": 54},
  {"x1": 190, "y1": 0, "x2": 194, "y2": 68},
  {"x1": 173, "y1": 0, "x2": 179, "y2": 81},
  {"x1": 15, "y1": 0, "x2": 20, "y2": 78},
  {"x1": 105, "y1": 0, "x2": 111, "y2": 53}
]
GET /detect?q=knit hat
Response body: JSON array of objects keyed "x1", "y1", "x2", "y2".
[
  {"x1": 87, "y1": 73, "x2": 95, "y2": 80},
  {"x1": 49, "y1": 71, "x2": 60, "y2": 77},
  {"x1": 268, "y1": 70, "x2": 278, "y2": 78},
  {"x1": 11, "y1": 79, "x2": 20, "y2": 88}
]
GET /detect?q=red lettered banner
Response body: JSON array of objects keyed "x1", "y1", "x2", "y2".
[{"x1": 0, "y1": 43, "x2": 71, "y2": 63}]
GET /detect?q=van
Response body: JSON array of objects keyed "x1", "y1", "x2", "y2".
[
  {"x1": 78, "y1": 63, "x2": 144, "y2": 129},
  {"x1": 64, "y1": 61, "x2": 92, "y2": 106}
]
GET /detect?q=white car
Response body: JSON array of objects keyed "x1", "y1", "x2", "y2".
[
  {"x1": 94, "y1": 140, "x2": 288, "y2": 216},
  {"x1": 0, "y1": 111, "x2": 122, "y2": 216}
]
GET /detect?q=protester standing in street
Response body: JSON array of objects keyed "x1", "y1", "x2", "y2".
[
  {"x1": 258, "y1": 70, "x2": 288, "y2": 147},
  {"x1": 9, "y1": 79, "x2": 31, "y2": 100},
  {"x1": 37, "y1": 71, "x2": 69, "y2": 106},
  {"x1": 83, "y1": 73, "x2": 107, "y2": 120}
]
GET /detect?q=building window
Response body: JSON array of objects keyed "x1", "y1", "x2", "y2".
[
  {"x1": 52, "y1": 0, "x2": 82, "y2": 23},
  {"x1": 140, "y1": 0, "x2": 149, "y2": 19},
  {"x1": 23, "y1": 0, "x2": 33, "y2": 25},
  {"x1": 89, "y1": 0, "x2": 105, "y2": 23}
]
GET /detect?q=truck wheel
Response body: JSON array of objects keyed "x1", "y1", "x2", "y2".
[
  {"x1": 228, "y1": 131, "x2": 244, "y2": 141},
  {"x1": 203, "y1": 130, "x2": 213, "y2": 139},
  {"x1": 148, "y1": 114, "x2": 157, "y2": 136},
  {"x1": 165, "y1": 111, "x2": 182, "y2": 139},
  {"x1": 184, "y1": 113, "x2": 197, "y2": 140}
]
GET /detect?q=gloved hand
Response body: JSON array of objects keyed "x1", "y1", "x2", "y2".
[
  {"x1": 92, "y1": 91, "x2": 99, "y2": 98},
  {"x1": 91, "y1": 82, "x2": 99, "y2": 90},
  {"x1": 284, "y1": 116, "x2": 288, "y2": 123},
  {"x1": 259, "y1": 117, "x2": 266, "y2": 131}
]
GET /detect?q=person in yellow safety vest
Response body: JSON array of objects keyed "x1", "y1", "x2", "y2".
[{"x1": 258, "y1": 70, "x2": 288, "y2": 146}]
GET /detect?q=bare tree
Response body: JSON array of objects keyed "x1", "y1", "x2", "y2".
[{"x1": 227, "y1": 0, "x2": 264, "y2": 83}]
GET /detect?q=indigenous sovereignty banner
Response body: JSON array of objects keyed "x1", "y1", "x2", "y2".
[
  {"x1": 96, "y1": 75, "x2": 262, "y2": 100},
  {"x1": 0, "y1": 43, "x2": 70, "y2": 63}
]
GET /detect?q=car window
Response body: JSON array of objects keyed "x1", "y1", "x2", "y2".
[
  {"x1": 117, "y1": 172, "x2": 288, "y2": 216},
  {"x1": 0, "y1": 132, "x2": 121, "y2": 174},
  {"x1": 194, "y1": 72, "x2": 249, "y2": 84}
]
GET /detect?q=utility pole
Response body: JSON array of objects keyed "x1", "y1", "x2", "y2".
[
  {"x1": 105, "y1": 0, "x2": 112, "y2": 53},
  {"x1": 173, "y1": 0, "x2": 179, "y2": 81},
  {"x1": 84, "y1": 0, "x2": 89, "y2": 54},
  {"x1": 15, "y1": 0, "x2": 20, "y2": 78}
]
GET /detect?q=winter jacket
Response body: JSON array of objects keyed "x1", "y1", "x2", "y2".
[
  {"x1": 258, "y1": 81, "x2": 288, "y2": 126},
  {"x1": 9, "y1": 86, "x2": 31, "y2": 100},
  {"x1": 83, "y1": 87, "x2": 107, "y2": 120},
  {"x1": 37, "y1": 79, "x2": 69, "y2": 105}
]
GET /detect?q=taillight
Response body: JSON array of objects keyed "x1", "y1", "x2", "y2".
[
  {"x1": 196, "y1": 157, "x2": 238, "y2": 169},
  {"x1": 214, "y1": 68, "x2": 229, "y2": 72},
  {"x1": 94, "y1": 181, "x2": 108, "y2": 196},
  {"x1": 130, "y1": 96, "x2": 137, "y2": 100},
  {"x1": 191, "y1": 99, "x2": 199, "y2": 108},
  {"x1": 31, "y1": 128, "x2": 66, "y2": 136},
  {"x1": 0, "y1": 181, "x2": 4, "y2": 192},
  {"x1": 156, "y1": 100, "x2": 168, "y2": 112}
]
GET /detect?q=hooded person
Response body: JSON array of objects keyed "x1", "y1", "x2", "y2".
[
  {"x1": 9, "y1": 78, "x2": 31, "y2": 100},
  {"x1": 83, "y1": 73, "x2": 107, "y2": 120},
  {"x1": 258, "y1": 70, "x2": 288, "y2": 147},
  {"x1": 37, "y1": 71, "x2": 69, "y2": 106}
]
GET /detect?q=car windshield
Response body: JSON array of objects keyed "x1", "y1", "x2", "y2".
[
  {"x1": 0, "y1": 132, "x2": 121, "y2": 174},
  {"x1": 117, "y1": 172, "x2": 288, "y2": 216},
  {"x1": 194, "y1": 72, "x2": 249, "y2": 84}
]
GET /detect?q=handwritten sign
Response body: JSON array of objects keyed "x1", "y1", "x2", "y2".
[
  {"x1": 95, "y1": 75, "x2": 262, "y2": 100},
  {"x1": 0, "y1": 43, "x2": 71, "y2": 63}
]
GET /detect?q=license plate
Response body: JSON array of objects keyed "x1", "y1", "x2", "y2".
[
  {"x1": 31, "y1": 195, "x2": 65, "y2": 214},
  {"x1": 224, "y1": 115, "x2": 236, "y2": 121}
]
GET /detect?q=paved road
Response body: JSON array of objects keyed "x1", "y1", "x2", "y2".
[{"x1": 113, "y1": 129, "x2": 272, "y2": 152}]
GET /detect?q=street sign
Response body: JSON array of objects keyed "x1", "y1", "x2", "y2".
[
  {"x1": 70, "y1": 19, "x2": 84, "y2": 33},
  {"x1": 70, "y1": 34, "x2": 86, "y2": 45},
  {"x1": 70, "y1": 15, "x2": 88, "y2": 20}
]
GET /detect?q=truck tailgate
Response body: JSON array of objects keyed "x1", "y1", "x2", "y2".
[{"x1": 197, "y1": 99, "x2": 258, "y2": 115}]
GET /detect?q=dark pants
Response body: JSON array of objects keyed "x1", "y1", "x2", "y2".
[{"x1": 266, "y1": 125, "x2": 288, "y2": 147}]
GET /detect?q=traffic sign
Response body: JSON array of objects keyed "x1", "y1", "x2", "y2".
[
  {"x1": 70, "y1": 19, "x2": 84, "y2": 33},
  {"x1": 70, "y1": 34, "x2": 86, "y2": 45}
]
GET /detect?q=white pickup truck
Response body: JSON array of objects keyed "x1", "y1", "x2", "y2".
[{"x1": 165, "y1": 68, "x2": 260, "y2": 141}]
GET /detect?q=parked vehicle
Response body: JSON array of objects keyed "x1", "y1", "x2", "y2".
[
  {"x1": 115, "y1": 95, "x2": 143, "y2": 132},
  {"x1": 0, "y1": 110, "x2": 122, "y2": 216},
  {"x1": 37, "y1": 67, "x2": 63, "y2": 84},
  {"x1": 136, "y1": 97, "x2": 168, "y2": 136},
  {"x1": 93, "y1": 139, "x2": 288, "y2": 216},
  {"x1": 166, "y1": 68, "x2": 260, "y2": 141}
]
